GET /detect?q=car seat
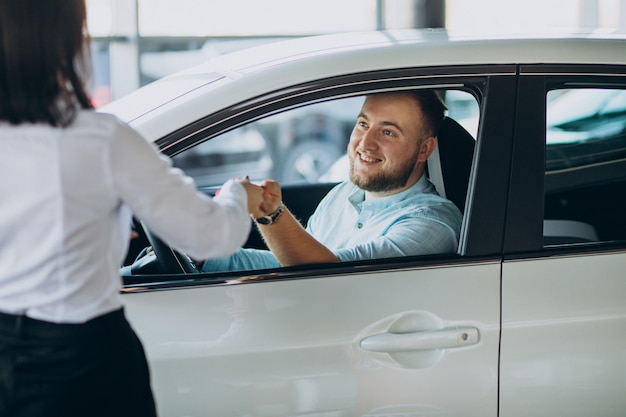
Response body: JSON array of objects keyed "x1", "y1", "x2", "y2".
[
  {"x1": 426, "y1": 116, "x2": 475, "y2": 213},
  {"x1": 543, "y1": 219, "x2": 599, "y2": 245}
]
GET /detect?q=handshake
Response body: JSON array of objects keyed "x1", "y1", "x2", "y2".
[{"x1": 234, "y1": 177, "x2": 282, "y2": 221}]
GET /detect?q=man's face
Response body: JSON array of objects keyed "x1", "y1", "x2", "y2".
[{"x1": 348, "y1": 93, "x2": 432, "y2": 198}]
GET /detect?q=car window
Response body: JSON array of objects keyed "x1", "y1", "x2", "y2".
[
  {"x1": 123, "y1": 88, "x2": 482, "y2": 277},
  {"x1": 544, "y1": 88, "x2": 626, "y2": 247}
]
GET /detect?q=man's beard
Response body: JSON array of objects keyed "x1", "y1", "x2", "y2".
[{"x1": 349, "y1": 150, "x2": 419, "y2": 193}]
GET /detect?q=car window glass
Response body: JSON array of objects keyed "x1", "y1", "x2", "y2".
[
  {"x1": 171, "y1": 96, "x2": 364, "y2": 187},
  {"x1": 171, "y1": 127, "x2": 271, "y2": 188},
  {"x1": 544, "y1": 88, "x2": 626, "y2": 247}
]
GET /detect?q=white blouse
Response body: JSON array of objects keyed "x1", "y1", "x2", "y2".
[{"x1": 0, "y1": 111, "x2": 251, "y2": 323}]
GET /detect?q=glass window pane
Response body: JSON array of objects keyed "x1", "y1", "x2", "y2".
[{"x1": 544, "y1": 88, "x2": 626, "y2": 247}]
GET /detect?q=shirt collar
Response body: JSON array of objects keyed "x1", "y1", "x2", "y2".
[{"x1": 347, "y1": 174, "x2": 433, "y2": 212}]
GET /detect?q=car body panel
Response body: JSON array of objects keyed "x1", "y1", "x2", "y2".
[
  {"x1": 124, "y1": 261, "x2": 501, "y2": 416},
  {"x1": 500, "y1": 250, "x2": 626, "y2": 417}
]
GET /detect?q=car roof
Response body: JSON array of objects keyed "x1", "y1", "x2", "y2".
[
  {"x1": 101, "y1": 29, "x2": 626, "y2": 141},
  {"x1": 196, "y1": 29, "x2": 626, "y2": 74}
]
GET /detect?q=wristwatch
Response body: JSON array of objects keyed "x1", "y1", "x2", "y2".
[{"x1": 255, "y1": 203, "x2": 285, "y2": 225}]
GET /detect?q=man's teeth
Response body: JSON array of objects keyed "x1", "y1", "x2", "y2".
[{"x1": 360, "y1": 154, "x2": 379, "y2": 162}]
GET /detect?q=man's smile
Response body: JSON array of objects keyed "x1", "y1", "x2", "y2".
[{"x1": 357, "y1": 152, "x2": 383, "y2": 164}]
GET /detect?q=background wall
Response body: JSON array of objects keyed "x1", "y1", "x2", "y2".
[{"x1": 86, "y1": 0, "x2": 626, "y2": 105}]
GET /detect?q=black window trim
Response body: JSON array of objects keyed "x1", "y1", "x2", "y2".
[{"x1": 503, "y1": 64, "x2": 626, "y2": 259}]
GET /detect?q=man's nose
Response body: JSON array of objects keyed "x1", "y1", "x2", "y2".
[{"x1": 359, "y1": 128, "x2": 378, "y2": 149}]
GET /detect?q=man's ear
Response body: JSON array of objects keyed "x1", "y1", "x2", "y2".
[{"x1": 417, "y1": 137, "x2": 437, "y2": 162}]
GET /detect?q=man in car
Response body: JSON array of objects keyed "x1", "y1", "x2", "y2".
[{"x1": 202, "y1": 90, "x2": 463, "y2": 271}]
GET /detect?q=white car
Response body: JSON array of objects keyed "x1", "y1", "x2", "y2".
[{"x1": 103, "y1": 30, "x2": 626, "y2": 416}]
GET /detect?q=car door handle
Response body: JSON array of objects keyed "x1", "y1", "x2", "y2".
[{"x1": 360, "y1": 326, "x2": 479, "y2": 353}]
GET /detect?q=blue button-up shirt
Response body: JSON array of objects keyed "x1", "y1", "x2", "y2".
[{"x1": 202, "y1": 175, "x2": 463, "y2": 272}]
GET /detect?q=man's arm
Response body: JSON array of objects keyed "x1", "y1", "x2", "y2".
[
  {"x1": 256, "y1": 205, "x2": 339, "y2": 266},
  {"x1": 256, "y1": 180, "x2": 339, "y2": 267}
]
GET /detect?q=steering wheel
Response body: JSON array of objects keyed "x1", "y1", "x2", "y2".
[{"x1": 141, "y1": 221, "x2": 200, "y2": 274}]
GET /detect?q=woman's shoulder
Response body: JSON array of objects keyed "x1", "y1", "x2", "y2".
[
  {"x1": 71, "y1": 110, "x2": 138, "y2": 140},
  {"x1": 74, "y1": 109, "x2": 121, "y2": 129}
]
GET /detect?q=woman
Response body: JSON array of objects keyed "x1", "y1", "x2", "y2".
[{"x1": 0, "y1": 1, "x2": 263, "y2": 416}]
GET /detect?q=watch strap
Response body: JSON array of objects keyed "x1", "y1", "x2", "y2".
[{"x1": 255, "y1": 203, "x2": 285, "y2": 225}]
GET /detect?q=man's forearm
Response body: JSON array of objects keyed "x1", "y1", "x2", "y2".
[{"x1": 257, "y1": 207, "x2": 339, "y2": 266}]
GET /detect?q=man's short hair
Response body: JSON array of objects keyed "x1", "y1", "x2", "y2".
[{"x1": 406, "y1": 89, "x2": 447, "y2": 138}]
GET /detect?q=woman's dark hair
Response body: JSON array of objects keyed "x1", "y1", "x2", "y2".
[{"x1": 0, "y1": 0, "x2": 93, "y2": 126}]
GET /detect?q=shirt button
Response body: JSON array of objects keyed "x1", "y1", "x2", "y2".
[{"x1": 357, "y1": 223, "x2": 363, "y2": 229}]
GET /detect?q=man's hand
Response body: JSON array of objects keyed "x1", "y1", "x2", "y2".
[
  {"x1": 234, "y1": 177, "x2": 265, "y2": 218},
  {"x1": 259, "y1": 179, "x2": 282, "y2": 216}
]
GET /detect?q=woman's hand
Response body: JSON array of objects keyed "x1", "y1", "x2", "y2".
[{"x1": 235, "y1": 177, "x2": 265, "y2": 218}]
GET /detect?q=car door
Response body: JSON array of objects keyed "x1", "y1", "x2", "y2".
[
  {"x1": 122, "y1": 70, "x2": 517, "y2": 417},
  {"x1": 500, "y1": 66, "x2": 626, "y2": 417},
  {"x1": 125, "y1": 261, "x2": 500, "y2": 416}
]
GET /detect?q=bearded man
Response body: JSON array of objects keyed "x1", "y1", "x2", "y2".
[{"x1": 202, "y1": 90, "x2": 463, "y2": 272}]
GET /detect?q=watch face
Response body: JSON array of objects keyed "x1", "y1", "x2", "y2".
[{"x1": 256, "y1": 216, "x2": 272, "y2": 225}]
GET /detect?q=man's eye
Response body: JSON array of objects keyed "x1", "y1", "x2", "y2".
[{"x1": 383, "y1": 129, "x2": 395, "y2": 137}]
